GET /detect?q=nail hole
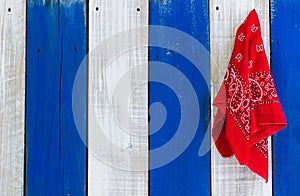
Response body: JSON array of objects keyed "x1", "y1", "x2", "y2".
[
  {"x1": 137, "y1": 7, "x2": 141, "y2": 12},
  {"x1": 276, "y1": 41, "x2": 279, "y2": 45},
  {"x1": 37, "y1": 49, "x2": 41, "y2": 53},
  {"x1": 156, "y1": 55, "x2": 159, "y2": 59},
  {"x1": 74, "y1": 46, "x2": 77, "y2": 51},
  {"x1": 96, "y1": 7, "x2": 99, "y2": 11},
  {"x1": 216, "y1": 6, "x2": 219, "y2": 11},
  {"x1": 8, "y1": 8, "x2": 11, "y2": 12}
]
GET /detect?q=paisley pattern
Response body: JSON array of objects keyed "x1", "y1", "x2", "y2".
[
  {"x1": 224, "y1": 64, "x2": 280, "y2": 153},
  {"x1": 256, "y1": 138, "x2": 268, "y2": 159},
  {"x1": 250, "y1": 71, "x2": 279, "y2": 107},
  {"x1": 213, "y1": 10, "x2": 286, "y2": 181},
  {"x1": 224, "y1": 65, "x2": 251, "y2": 140}
]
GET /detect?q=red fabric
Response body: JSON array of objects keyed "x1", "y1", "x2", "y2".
[{"x1": 212, "y1": 10, "x2": 287, "y2": 182}]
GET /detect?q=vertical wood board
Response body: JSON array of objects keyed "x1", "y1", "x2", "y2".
[
  {"x1": 210, "y1": 1, "x2": 272, "y2": 195},
  {"x1": 271, "y1": 0, "x2": 300, "y2": 195},
  {"x1": 88, "y1": 0, "x2": 148, "y2": 195},
  {"x1": 0, "y1": 0, "x2": 26, "y2": 195},
  {"x1": 26, "y1": 0, "x2": 86, "y2": 195},
  {"x1": 149, "y1": 0, "x2": 211, "y2": 195}
]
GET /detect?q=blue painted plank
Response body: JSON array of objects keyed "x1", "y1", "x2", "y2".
[
  {"x1": 26, "y1": 1, "x2": 86, "y2": 195},
  {"x1": 271, "y1": 1, "x2": 300, "y2": 195},
  {"x1": 149, "y1": 0, "x2": 210, "y2": 195}
]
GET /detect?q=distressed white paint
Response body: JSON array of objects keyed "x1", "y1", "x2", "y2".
[
  {"x1": 88, "y1": 0, "x2": 148, "y2": 195},
  {"x1": 0, "y1": 1, "x2": 25, "y2": 195},
  {"x1": 210, "y1": 1, "x2": 272, "y2": 195}
]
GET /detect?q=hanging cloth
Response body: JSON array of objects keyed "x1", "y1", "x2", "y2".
[{"x1": 212, "y1": 9, "x2": 287, "y2": 182}]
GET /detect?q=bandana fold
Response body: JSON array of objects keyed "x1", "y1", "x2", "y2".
[{"x1": 212, "y1": 10, "x2": 287, "y2": 182}]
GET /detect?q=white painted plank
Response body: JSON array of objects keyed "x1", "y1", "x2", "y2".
[
  {"x1": 210, "y1": 1, "x2": 272, "y2": 195},
  {"x1": 0, "y1": 0, "x2": 25, "y2": 195},
  {"x1": 88, "y1": 0, "x2": 148, "y2": 195}
]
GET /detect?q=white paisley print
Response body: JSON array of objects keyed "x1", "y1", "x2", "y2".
[{"x1": 224, "y1": 64, "x2": 280, "y2": 158}]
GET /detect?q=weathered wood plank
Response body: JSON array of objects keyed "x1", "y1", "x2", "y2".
[
  {"x1": 149, "y1": 0, "x2": 211, "y2": 195},
  {"x1": 271, "y1": 1, "x2": 300, "y2": 195},
  {"x1": 88, "y1": 0, "x2": 148, "y2": 195},
  {"x1": 26, "y1": 0, "x2": 86, "y2": 195},
  {"x1": 210, "y1": 1, "x2": 272, "y2": 195},
  {"x1": 0, "y1": 1, "x2": 25, "y2": 195}
]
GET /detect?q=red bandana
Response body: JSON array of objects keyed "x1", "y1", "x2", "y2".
[{"x1": 212, "y1": 10, "x2": 287, "y2": 182}]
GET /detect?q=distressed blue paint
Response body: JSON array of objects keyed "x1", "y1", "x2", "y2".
[
  {"x1": 26, "y1": 1, "x2": 86, "y2": 195},
  {"x1": 149, "y1": 0, "x2": 210, "y2": 195},
  {"x1": 271, "y1": 1, "x2": 300, "y2": 195}
]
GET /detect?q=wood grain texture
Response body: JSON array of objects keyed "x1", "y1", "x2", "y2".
[
  {"x1": 26, "y1": 0, "x2": 86, "y2": 195},
  {"x1": 210, "y1": 1, "x2": 272, "y2": 195},
  {"x1": 271, "y1": 0, "x2": 300, "y2": 195},
  {"x1": 149, "y1": 1, "x2": 211, "y2": 195},
  {"x1": 88, "y1": 0, "x2": 148, "y2": 195},
  {"x1": 0, "y1": 1, "x2": 25, "y2": 195}
]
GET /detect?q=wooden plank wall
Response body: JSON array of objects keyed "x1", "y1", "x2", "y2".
[
  {"x1": 210, "y1": 1, "x2": 272, "y2": 195},
  {"x1": 271, "y1": 0, "x2": 300, "y2": 195},
  {"x1": 0, "y1": 0, "x2": 25, "y2": 195},
  {"x1": 26, "y1": 0, "x2": 86, "y2": 195},
  {"x1": 88, "y1": 0, "x2": 148, "y2": 195},
  {"x1": 0, "y1": 0, "x2": 299, "y2": 195},
  {"x1": 149, "y1": 0, "x2": 211, "y2": 195}
]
